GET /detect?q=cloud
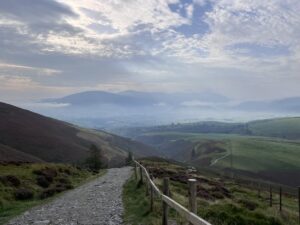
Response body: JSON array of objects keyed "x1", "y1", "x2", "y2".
[
  {"x1": 0, "y1": 0, "x2": 76, "y2": 23},
  {"x1": 0, "y1": 0, "x2": 300, "y2": 102},
  {"x1": 23, "y1": 102, "x2": 71, "y2": 108},
  {"x1": 0, "y1": 75, "x2": 38, "y2": 89},
  {"x1": 185, "y1": 4, "x2": 194, "y2": 19},
  {"x1": 0, "y1": 75, "x2": 80, "y2": 102},
  {"x1": 0, "y1": 63, "x2": 61, "y2": 76}
]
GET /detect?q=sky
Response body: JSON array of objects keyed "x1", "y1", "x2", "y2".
[{"x1": 0, "y1": 0, "x2": 300, "y2": 103}]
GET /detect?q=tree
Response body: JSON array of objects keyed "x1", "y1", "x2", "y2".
[
  {"x1": 191, "y1": 147, "x2": 197, "y2": 159},
  {"x1": 126, "y1": 151, "x2": 133, "y2": 164},
  {"x1": 85, "y1": 144, "x2": 102, "y2": 172}
]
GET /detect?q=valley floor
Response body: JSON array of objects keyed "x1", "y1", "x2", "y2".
[{"x1": 6, "y1": 167, "x2": 132, "y2": 225}]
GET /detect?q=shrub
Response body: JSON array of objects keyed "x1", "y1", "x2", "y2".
[
  {"x1": 54, "y1": 183, "x2": 73, "y2": 192},
  {"x1": 126, "y1": 151, "x2": 133, "y2": 164},
  {"x1": 238, "y1": 199, "x2": 259, "y2": 211},
  {"x1": 0, "y1": 198, "x2": 5, "y2": 209},
  {"x1": 6, "y1": 175, "x2": 21, "y2": 187},
  {"x1": 40, "y1": 188, "x2": 56, "y2": 199},
  {"x1": 14, "y1": 188, "x2": 34, "y2": 200},
  {"x1": 63, "y1": 168, "x2": 71, "y2": 175},
  {"x1": 85, "y1": 145, "x2": 102, "y2": 172},
  {"x1": 36, "y1": 176, "x2": 50, "y2": 188},
  {"x1": 65, "y1": 184, "x2": 74, "y2": 189},
  {"x1": 57, "y1": 178, "x2": 71, "y2": 184},
  {"x1": 55, "y1": 183, "x2": 67, "y2": 193},
  {"x1": 33, "y1": 168, "x2": 57, "y2": 182},
  {"x1": 0, "y1": 175, "x2": 21, "y2": 187}
]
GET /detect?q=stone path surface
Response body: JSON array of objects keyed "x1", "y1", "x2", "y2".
[{"x1": 7, "y1": 167, "x2": 132, "y2": 225}]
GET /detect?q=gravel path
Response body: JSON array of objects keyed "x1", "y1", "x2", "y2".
[{"x1": 7, "y1": 167, "x2": 132, "y2": 225}]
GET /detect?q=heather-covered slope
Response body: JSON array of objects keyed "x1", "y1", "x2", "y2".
[{"x1": 0, "y1": 102, "x2": 158, "y2": 166}]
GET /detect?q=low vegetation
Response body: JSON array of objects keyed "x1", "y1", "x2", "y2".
[
  {"x1": 123, "y1": 159, "x2": 299, "y2": 225},
  {"x1": 0, "y1": 162, "x2": 104, "y2": 224},
  {"x1": 123, "y1": 176, "x2": 162, "y2": 225}
]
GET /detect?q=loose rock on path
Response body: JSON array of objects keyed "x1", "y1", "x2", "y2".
[{"x1": 7, "y1": 167, "x2": 132, "y2": 225}]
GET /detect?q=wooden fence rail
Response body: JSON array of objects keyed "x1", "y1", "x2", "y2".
[{"x1": 134, "y1": 160, "x2": 212, "y2": 225}]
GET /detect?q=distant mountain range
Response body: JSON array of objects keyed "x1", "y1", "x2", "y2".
[
  {"x1": 0, "y1": 102, "x2": 158, "y2": 166},
  {"x1": 29, "y1": 91, "x2": 300, "y2": 129},
  {"x1": 44, "y1": 90, "x2": 300, "y2": 113},
  {"x1": 43, "y1": 90, "x2": 230, "y2": 106}
]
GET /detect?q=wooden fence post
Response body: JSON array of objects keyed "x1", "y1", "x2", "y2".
[
  {"x1": 139, "y1": 166, "x2": 143, "y2": 184},
  {"x1": 134, "y1": 162, "x2": 138, "y2": 180},
  {"x1": 279, "y1": 187, "x2": 282, "y2": 212},
  {"x1": 146, "y1": 178, "x2": 149, "y2": 196},
  {"x1": 269, "y1": 186, "x2": 273, "y2": 207},
  {"x1": 150, "y1": 175, "x2": 154, "y2": 211},
  {"x1": 298, "y1": 186, "x2": 300, "y2": 224},
  {"x1": 163, "y1": 177, "x2": 170, "y2": 225},
  {"x1": 188, "y1": 179, "x2": 197, "y2": 225}
]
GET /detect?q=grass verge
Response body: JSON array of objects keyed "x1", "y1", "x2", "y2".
[
  {"x1": 0, "y1": 163, "x2": 106, "y2": 225},
  {"x1": 124, "y1": 159, "x2": 299, "y2": 225},
  {"x1": 123, "y1": 175, "x2": 162, "y2": 225}
]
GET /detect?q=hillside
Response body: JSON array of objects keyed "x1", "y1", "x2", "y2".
[
  {"x1": 119, "y1": 117, "x2": 300, "y2": 140},
  {"x1": 248, "y1": 117, "x2": 300, "y2": 139},
  {"x1": 0, "y1": 102, "x2": 158, "y2": 166},
  {"x1": 132, "y1": 132, "x2": 300, "y2": 186},
  {"x1": 0, "y1": 144, "x2": 44, "y2": 163},
  {"x1": 123, "y1": 159, "x2": 299, "y2": 225},
  {"x1": 120, "y1": 117, "x2": 300, "y2": 186}
]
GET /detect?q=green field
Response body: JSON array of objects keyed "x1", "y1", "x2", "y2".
[
  {"x1": 135, "y1": 132, "x2": 300, "y2": 186},
  {"x1": 248, "y1": 117, "x2": 300, "y2": 139}
]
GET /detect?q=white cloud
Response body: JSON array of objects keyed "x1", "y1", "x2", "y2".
[
  {"x1": 0, "y1": 75, "x2": 80, "y2": 102},
  {"x1": 60, "y1": 0, "x2": 187, "y2": 32},
  {"x1": 185, "y1": 4, "x2": 194, "y2": 19},
  {"x1": 23, "y1": 102, "x2": 71, "y2": 108},
  {"x1": 1, "y1": 0, "x2": 300, "y2": 101},
  {"x1": 0, "y1": 63, "x2": 61, "y2": 76},
  {"x1": 34, "y1": 0, "x2": 189, "y2": 56},
  {"x1": 0, "y1": 75, "x2": 38, "y2": 89}
]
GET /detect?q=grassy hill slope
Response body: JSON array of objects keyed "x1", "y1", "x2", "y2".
[
  {"x1": 123, "y1": 159, "x2": 299, "y2": 225},
  {"x1": 0, "y1": 144, "x2": 44, "y2": 163},
  {"x1": 248, "y1": 117, "x2": 300, "y2": 139},
  {"x1": 134, "y1": 132, "x2": 300, "y2": 186}
]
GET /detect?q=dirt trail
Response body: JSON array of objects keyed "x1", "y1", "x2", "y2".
[
  {"x1": 7, "y1": 167, "x2": 132, "y2": 225},
  {"x1": 210, "y1": 152, "x2": 230, "y2": 166}
]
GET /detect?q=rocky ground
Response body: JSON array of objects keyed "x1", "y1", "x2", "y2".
[{"x1": 7, "y1": 167, "x2": 132, "y2": 225}]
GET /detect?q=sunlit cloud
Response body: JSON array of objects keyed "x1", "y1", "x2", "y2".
[{"x1": 0, "y1": 0, "x2": 299, "y2": 102}]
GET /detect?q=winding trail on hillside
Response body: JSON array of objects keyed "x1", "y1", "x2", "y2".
[
  {"x1": 210, "y1": 152, "x2": 230, "y2": 166},
  {"x1": 7, "y1": 167, "x2": 132, "y2": 225}
]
